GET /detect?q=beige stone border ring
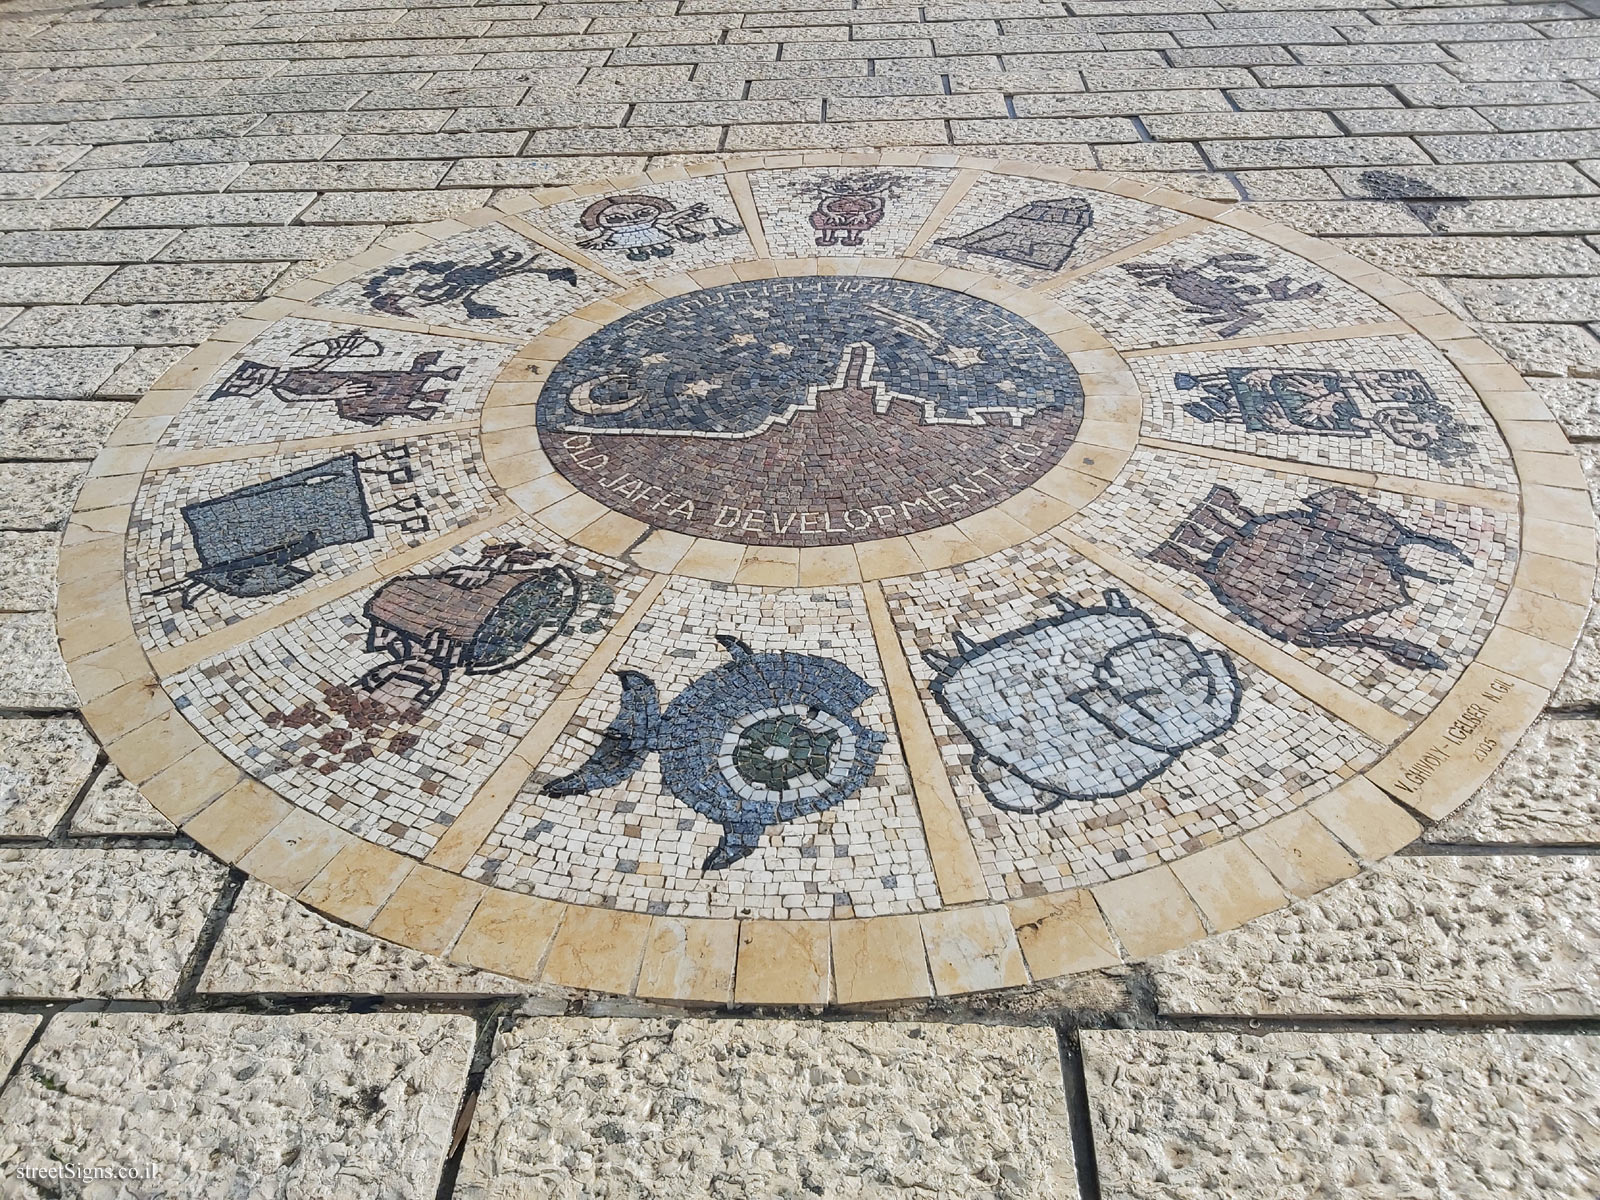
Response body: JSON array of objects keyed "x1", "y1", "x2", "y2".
[{"x1": 59, "y1": 151, "x2": 1595, "y2": 1006}]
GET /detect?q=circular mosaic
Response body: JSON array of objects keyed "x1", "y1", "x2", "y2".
[
  {"x1": 532, "y1": 277, "x2": 1084, "y2": 546},
  {"x1": 63, "y1": 153, "x2": 1595, "y2": 1006}
]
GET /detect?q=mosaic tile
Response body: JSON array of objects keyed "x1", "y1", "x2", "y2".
[
  {"x1": 918, "y1": 175, "x2": 1186, "y2": 286},
  {"x1": 315, "y1": 224, "x2": 619, "y2": 339},
  {"x1": 885, "y1": 539, "x2": 1380, "y2": 897},
  {"x1": 129, "y1": 432, "x2": 500, "y2": 654},
  {"x1": 746, "y1": 166, "x2": 957, "y2": 259},
  {"x1": 160, "y1": 318, "x2": 513, "y2": 450},
  {"x1": 1072, "y1": 448, "x2": 1518, "y2": 720},
  {"x1": 469, "y1": 580, "x2": 937, "y2": 920},
  {"x1": 166, "y1": 518, "x2": 645, "y2": 859},
  {"x1": 62, "y1": 157, "x2": 1585, "y2": 1003},
  {"x1": 1133, "y1": 335, "x2": 1519, "y2": 492},
  {"x1": 536, "y1": 275, "x2": 1084, "y2": 546},
  {"x1": 522, "y1": 175, "x2": 756, "y2": 280},
  {"x1": 1050, "y1": 225, "x2": 1392, "y2": 350}
]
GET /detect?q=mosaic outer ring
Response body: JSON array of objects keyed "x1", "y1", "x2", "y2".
[{"x1": 59, "y1": 150, "x2": 1596, "y2": 1007}]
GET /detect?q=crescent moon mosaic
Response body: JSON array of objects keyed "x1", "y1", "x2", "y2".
[{"x1": 62, "y1": 153, "x2": 1594, "y2": 1006}]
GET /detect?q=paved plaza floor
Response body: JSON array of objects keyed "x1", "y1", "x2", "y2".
[{"x1": 2, "y1": 0, "x2": 1600, "y2": 1195}]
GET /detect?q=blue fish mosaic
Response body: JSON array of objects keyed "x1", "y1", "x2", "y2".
[{"x1": 546, "y1": 636, "x2": 886, "y2": 870}]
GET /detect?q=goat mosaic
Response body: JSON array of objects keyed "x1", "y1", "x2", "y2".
[
  {"x1": 925, "y1": 589, "x2": 1242, "y2": 814},
  {"x1": 207, "y1": 332, "x2": 461, "y2": 426}
]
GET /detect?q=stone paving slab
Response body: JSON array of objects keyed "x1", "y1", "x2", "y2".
[
  {"x1": 1149, "y1": 855, "x2": 1600, "y2": 1016},
  {"x1": 1082, "y1": 1030, "x2": 1600, "y2": 1200},
  {"x1": 0, "y1": 717, "x2": 97, "y2": 837},
  {"x1": 66, "y1": 762, "x2": 177, "y2": 836},
  {"x1": 199, "y1": 880, "x2": 529, "y2": 997},
  {"x1": 0, "y1": 850, "x2": 227, "y2": 1000},
  {"x1": 0, "y1": 1013, "x2": 473, "y2": 1200},
  {"x1": 456, "y1": 1018, "x2": 1076, "y2": 1199},
  {"x1": 0, "y1": 1015, "x2": 39, "y2": 1082},
  {"x1": 1425, "y1": 717, "x2": 1600, "y2": 843},
  {"x1": 0, "y1": 612, "x2": 76, "y2": 710}
]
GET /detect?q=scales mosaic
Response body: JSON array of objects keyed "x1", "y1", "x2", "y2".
[{"x1": 61, "y1": 153, "x2": 1596, "y2": 1006}]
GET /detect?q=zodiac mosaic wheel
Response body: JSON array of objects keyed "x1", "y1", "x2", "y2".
[{"x1": 63, "y1": 152, "x2": 1595, "y2": 1005}]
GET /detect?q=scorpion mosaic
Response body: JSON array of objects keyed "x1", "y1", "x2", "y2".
[{"x1": 1123, "y1": 252, "x2": 1324, "y2": 339}]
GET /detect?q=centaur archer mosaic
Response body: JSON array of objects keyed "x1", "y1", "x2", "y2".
[{"x1": 535, "y1": 276, "x2": 1085, "y2": 547}]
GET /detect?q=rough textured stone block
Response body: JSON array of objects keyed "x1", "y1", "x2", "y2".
[
  {"x1": 0, "y1": 850, "x2": 227, "y2": 999},
  {"x1": 457, "y1": 1019, "x2": 1075, "y2": 1199},
  {"x1": 0, "y1": 717, "x2": 97, "y2": 837},
  {"x1": 68, "y1": 764, "x2": 177, "y2": 836},
  {"x1": 0, "y1": 612, "x2": 77, "y2": 709},
  {"x1": 1084, "y1": 1029, "x2": 1600, "y2": 1200},
  {"x1": 1476, "y1": 322, "x2": 1600, "y2": 377},
  {"x1": 0, "y1": 1013, "x2": 473, "y2": 1199},
  {"x1": 0, "y1": 346, "x2": 132, "y2": 400},
  {"x1": 1150, "y1": 855, "x2": 1600, "y2": 1016},
  {"x1": 0, "y1": 463, "x2": 85, "y2": 531},
  {"x1": 1427, "y1": 718, "x2": 1600, "y2": 844},
  {"x1": 0, "y1": 398, "x2": 131, "y2": 459},
  {"x1": 0, "y1": 532, "x2": 58, "y2": 611},
  {"x1": 1534, "y1": 377, "x2": 1600, "y2": 438},
  {"x1": 199, "y1": 880, "x2": 527, "y2": 996}
]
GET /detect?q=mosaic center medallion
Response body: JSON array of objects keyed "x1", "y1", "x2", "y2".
[
  {"x1": 63, "y1": 154, "x2": 1594, "y2": 1008},
  {"x1": 533, "y1": 277, "x2": 1085, "y2": 546}
]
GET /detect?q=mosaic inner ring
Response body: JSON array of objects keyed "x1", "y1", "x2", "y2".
[
  {"x1": 484, "y1": 259, "x2": 1136, "y2": 579},
  {"x1": 60, "y1": 152, "x2": 1595, "y2": 1006}
]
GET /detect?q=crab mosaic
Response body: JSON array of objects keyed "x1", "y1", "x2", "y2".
[
  {"x1": 68, "y1": 154, "x2": 1590, "y2": 1005},
  {"x1": 361, "y1": 248, "x2": 579, "y2": 321}
]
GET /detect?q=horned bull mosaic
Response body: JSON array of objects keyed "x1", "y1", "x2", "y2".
[
  {"x1": 1153, "y1": 485, "x2": 1469, "y2": 669},
  {"x1": 795, "y1": 171, "x2": 901, "y2": 247}
]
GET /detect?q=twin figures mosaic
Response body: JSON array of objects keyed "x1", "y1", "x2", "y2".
[{"x1": 137, "y1": 165, "x2": 1516, "y2": 893}]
